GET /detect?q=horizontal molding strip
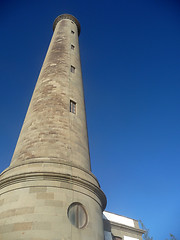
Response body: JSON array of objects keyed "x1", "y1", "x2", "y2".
[{"x1": 0, "y1": 171, "x2": 107, "y2": 210}]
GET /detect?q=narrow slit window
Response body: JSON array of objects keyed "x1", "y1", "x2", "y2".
[
  {"x1": 70, "y1": 100, "x2": 76, "y2": 114},
  {"x1": 71, "y1": 65, "x2": 75, "y2": 73},
  {"x1": 71, "y1": 30, "x2": 75, "y2": 34},
  {"x1": 71, "y1": 44, "x2": 75, "y2": 50}
]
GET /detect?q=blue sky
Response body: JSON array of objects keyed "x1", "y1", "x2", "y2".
[{"x1": 0, "y1": 0, "x2": 180, "y2": 239}]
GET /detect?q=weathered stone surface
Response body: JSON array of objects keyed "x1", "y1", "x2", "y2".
[
  {"x1": 10, "y1": 15, "x2": 90, "y2": 171},
  {"x1": 0, "y1": 14, "x2": 106, "y2": 240}
]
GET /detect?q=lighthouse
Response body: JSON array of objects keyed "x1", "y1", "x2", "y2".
[
  {"x1": 0, "y1": 14, "x2": 145, "y2": 240},
  {"x1": 0, "y1": 14, "x2": 106, "y2": 240}
]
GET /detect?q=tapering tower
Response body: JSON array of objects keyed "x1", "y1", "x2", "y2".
[{"x1": 0, "y1": 14, "x2": 106, "y2": 240}]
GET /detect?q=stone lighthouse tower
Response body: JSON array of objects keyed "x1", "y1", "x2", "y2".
[{"x1": 0, "y1": 14, "x2": 106, "y2": 240}]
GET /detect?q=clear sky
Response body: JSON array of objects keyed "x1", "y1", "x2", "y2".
[{"x1": 0, "y1": 0, "x2": 180, "y2": 239}]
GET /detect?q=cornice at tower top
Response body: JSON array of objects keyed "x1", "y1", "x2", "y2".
[{"x1": 53, "y1": 14, "x2": 81, "y2": 35}]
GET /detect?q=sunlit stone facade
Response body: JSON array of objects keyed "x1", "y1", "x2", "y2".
[{"x1": 0, "y1": 14, "x2": 145, "y2": 240}]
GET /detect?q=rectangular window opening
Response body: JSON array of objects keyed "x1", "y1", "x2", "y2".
[
  {"x1": 71, "y1": 65, "x2": 75, "y2": 73},
  {"x1": 71, "y1": 30, "x2": 75, "y2": 34},
  {"x1": 70, "y1": 100, "x2": 76, "y2": 114},
  {"x1": 71, "y1": 44, "x2": 75, "y2": 50}
]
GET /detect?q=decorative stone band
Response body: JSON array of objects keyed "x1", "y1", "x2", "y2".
[
  {"x1": 0, "y1": 163, "x2": 107, "y2": 211},
  {"x1": 53, "y1": 14, "x2": 81, "y2": 35},
  {"x1": 3, "y1": 158, "x2": 100, "y2": 187}
]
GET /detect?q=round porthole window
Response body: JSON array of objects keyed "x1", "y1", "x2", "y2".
[{"x1": 67, "y1": 202, "x2": 87, "y2": 229}]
